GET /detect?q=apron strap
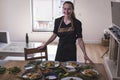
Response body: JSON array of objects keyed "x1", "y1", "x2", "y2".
[{"x1": 58, "y1": 17, "x2": 74, "y2": 32}]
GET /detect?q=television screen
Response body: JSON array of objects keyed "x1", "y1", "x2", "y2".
[{"x1": 0, "y1": 32, "x2": 9, "y2": 43}]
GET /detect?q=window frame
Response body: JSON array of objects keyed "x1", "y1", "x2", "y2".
[
  {"x1": 31, "y1": 0, "x2": 74, "y2": 32},
  {"x1": 31, "y1": 0, "x2": 54, "y2": 32}
]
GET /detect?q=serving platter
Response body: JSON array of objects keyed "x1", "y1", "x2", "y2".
[
  {"x1": 62, "y1": 61, "x2": 81, "y2": 68},
  {"x1": 22, "y1": 70, "x2": 42, "y2": 80},
  {"x1": 81, "y1": 69, "x2": 99, "y2": 77},
  {"x1": 40, "y1": 61, "x2": 60, "y2": 68}
]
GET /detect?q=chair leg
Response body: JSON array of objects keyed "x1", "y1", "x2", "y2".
[
  {"x1": 101, "y1": 49, "x2": 109, "y2": 58},
  {"x1": 40, "y1": 53, "x2": 43, "y2": 61}
]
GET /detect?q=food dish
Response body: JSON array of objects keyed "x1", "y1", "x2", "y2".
[
  {"x1": 65, "y1": 68, "x2": 76, "y2": 72},
  {"x1": 63, "y1": 61, "x2": 81, "y2": 68},
  {"x1": 61, "y1": 77, "x2": 83, "y2": 80},
  {"x1": 81, "y1": 69, "x2": 99, "y2": 77},
  {"x1": 22, "y1": 71, "x2": 42, "y2": 80},
  {"x1": 24, "y1": 64, "x2": 36, "y2": 70},
  {"x1": 27, "y1": 60, "x2": 42, "y2": 65},
  {"x1": 44, "y1": 72, "x2": 58, "y2": 80},
  {"x1": 40, "y1": 61, "x2": 60, "y2": 68},
  {"x1": 0, "y1": 66, "x2": 6, "y2": 74}
]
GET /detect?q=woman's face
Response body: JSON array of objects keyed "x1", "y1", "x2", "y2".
[{"x1": 63, "y1": 3, "x2": 73, "y2": 17}]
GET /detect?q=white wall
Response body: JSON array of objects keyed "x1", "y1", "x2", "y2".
[
  {"x1": 75, "y1": 0, "x2": 112, "y2": 43},
  {"x1": 111, "y1": 0, "x2": 120, "y2": 2},
  {"x1": 0, "y1": 0, "x2": 112, "y2": 43}
]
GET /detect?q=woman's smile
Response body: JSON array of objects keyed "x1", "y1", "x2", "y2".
[{"x1": 63, "y1": 4, "x2": 73, "y2": 17}]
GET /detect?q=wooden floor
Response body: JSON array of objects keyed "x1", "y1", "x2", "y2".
[
  {"x1": 77, "y1": 44, "x2": 108, "y2": 63},
  {"x1": 48, "y1": 43, "x2": 108, "y2": 63},
  {"x1": 1, "y1": 44, "x2": 108, "y2": 63}
]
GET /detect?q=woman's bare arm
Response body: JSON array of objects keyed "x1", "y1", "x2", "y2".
[
  {"x1": 38, "y1": 33, "x2": 57, "y2": 49},
  {"x1": 78, "y1": 38, "x2": 94, "y2": 64}
]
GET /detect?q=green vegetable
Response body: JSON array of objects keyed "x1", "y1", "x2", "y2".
[
  {"x1": 8, "y1": 66, "x2": 21, "y2": 75},
  {"x1": 76, "y1": 65, "x2": 93, "y2": 72},
  {"x1": 0, "y1": 66, "x2": 6, "y2": 74}
]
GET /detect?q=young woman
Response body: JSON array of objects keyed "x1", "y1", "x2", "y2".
[{"x1": 38, "y1": 1, "x2": 93, "y2": 63}]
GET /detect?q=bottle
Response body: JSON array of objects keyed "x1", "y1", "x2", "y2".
[{"x1": 26, "y1": 33, "x2": 29, "y2": 44}]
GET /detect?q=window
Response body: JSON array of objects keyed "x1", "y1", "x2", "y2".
[
  {"x1": 31, "y1": 0, "x2": 74, "y2": 32},
  {"x1": 32, "y1": 0, "x2": 53, "y2": 32}
]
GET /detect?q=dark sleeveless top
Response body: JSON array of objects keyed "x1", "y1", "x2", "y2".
[{"x1": 53, "y1": 16, "x2": 82, "y2": 62}]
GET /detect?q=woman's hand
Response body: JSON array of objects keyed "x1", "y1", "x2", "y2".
[
  {"x1": 84, "y1": 55, "x2": 94, "y2": 64},
  {"x1": 37, "y1": 44, "x2": 46, "y2": 50},
  {"x1": 37, "y1": 33, "x2": 57, "y2": 50}
]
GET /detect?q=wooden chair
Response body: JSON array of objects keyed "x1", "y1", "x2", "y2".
[{"x1": 24, "y1": 46, "x2": 48, "y2": 61}]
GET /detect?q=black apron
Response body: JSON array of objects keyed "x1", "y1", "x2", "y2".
[{"x1": 55, "y1": 18, "x2": 77, "y2": 62}]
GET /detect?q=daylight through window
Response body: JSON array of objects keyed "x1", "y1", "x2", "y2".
[{"x1": 31, "y1": 0, "x2": 74, "y2": 32}]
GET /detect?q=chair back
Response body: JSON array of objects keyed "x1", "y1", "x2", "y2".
[{"x1": 24, "y1": 46, "x2": 48, "y2": 60}]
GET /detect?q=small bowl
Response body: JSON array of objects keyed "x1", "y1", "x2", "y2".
[
  {"x1": 44, "y1": 72, "x2": 58, "y2": 80},
  {"x1": 24, "y1": 64, "x2": 36, "y2": 70}
]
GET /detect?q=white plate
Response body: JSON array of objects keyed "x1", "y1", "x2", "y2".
[
  {"x1": 24, "y1": 64, "x2": 35, "y2": 70},
  {"x1": 63, "y1": 61, "x2": 81, "y2": 68},
  {"x1": 40, "y1": 61, "x2": 60, "y2": 68},
  {"x1": 46, "y1": 75, "x2": 57, "y2": 79},
  {"x1": 22, "y1": 71, "x2": 42, "y2": 80},
  {"x1": 61, "y1": 77, "x2": 83, "y2": 80},
  {"x1": 81, "y1": 69, "x2": 99, "y2": 77}
]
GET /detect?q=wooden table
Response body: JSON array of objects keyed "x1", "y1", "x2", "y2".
[{"x1": 0, "y1": 61, "x2": 108, "y2": 80}]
